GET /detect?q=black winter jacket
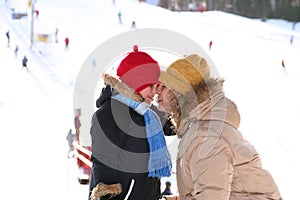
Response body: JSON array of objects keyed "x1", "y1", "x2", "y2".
[{"x1": 89, "y1": 85, "x2": 161, "y2": 200}]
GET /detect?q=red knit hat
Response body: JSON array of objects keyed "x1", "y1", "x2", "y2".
[{"x1": 117, "y1": 45, "x2": 160, "y2": 92}]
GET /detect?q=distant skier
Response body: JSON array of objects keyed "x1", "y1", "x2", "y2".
[
  {"x1": 290, "y1": 35, "x2": 294, "y2": 45},
  {"x1": 131, "y1": 21, "x2": 136, "y2": 29},
  {"x1": 55, "y1": 28, "x2": 59, "y2": 43},
  {"x1": 290, "y1": 22, "x2": 296, "y2": 45},
  {"x1": 35, "y1": 10, "x2": 39, "y2": 19},
  {"x1": 6, "y1": 30, "x2": 10, "y2": 46},
  {"x1": 281, "y1": 59, "x2": 285, "y2": 69},
  {"x1": 64, "y1": 36, "x2": 69, "y2": 49},
  {"x1": 209, "y1": 40, "x2": 213, "y2": 50},
  {"x1": 66, "y1": 129, "x2": 75, "y2": 157},
  {"x1": 14, "y1": 45, "x2": 19, "y2": 57},
  {"x1": 22, "y1": 55, "x2": 29, "y2": 72},
  {"x1": 281, "y1": 58, "x2": 287, "y2": 75},
  {"x1": 118, "y1": 11, "x2": 122, "y2": 23},
  {"x1": 74, "y1": 113, "x2": 81, "y2": 141}
]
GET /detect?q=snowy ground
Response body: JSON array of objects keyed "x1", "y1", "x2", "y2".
[{"x1": 1, "y1": 0, "x2": 300, "y2": 199}]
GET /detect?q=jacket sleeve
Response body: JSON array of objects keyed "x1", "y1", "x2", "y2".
[
  {"x1": 188, "y1": 137, "x2": 233, "y2": 200},
  {"x1": 89, "y1": 107, "x2": 128, "y2": 185}
]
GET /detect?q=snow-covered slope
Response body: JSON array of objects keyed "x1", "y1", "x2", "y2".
[{"x1": 1, "y1": 0, "x2": 299, "y2": 199}]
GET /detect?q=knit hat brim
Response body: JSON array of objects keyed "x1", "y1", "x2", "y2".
[
  {"x1": 159, "y1": 54, "x2": 210, "y2": 95},
  {"x1": 159, "y1": 70, "x2": 193, "y2": 95},
  {"x1": 119, "y1": 63, "x2": 160, "y2": 92}
]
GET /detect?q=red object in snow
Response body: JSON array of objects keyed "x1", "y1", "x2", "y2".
[
  {"x1": 74, "y1": 141, "x2": 92, "y2": 184},
  {"x1": 65, "y1": 37, "x2": 69, "y2": 48},
  {"x1": 35, "y1": 10, "x2": 39, "y2": 18},
  {"x1": 209, "y1": 40, "x2": 213, "y2": 50},
  {"x1": 281, "y1": 59, "x2": 285, "y2": 69}
]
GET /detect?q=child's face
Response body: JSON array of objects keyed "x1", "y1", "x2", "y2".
[{"x1": 139, "y1": 84, "x2": 158, "y2": 104}]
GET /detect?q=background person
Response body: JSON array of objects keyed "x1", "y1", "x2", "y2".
[
  {"x1": 66, "y1": 129, "x2": 75, "y2": 157},
  {"x1": 22, "y1": 55, "x2": 29, "y2": 72},
  {"x1": 161, "y1": 181, "x2": 172, "y2": 198}
]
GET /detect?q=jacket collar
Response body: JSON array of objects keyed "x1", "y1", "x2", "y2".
[
  {"x1": 176, "y1": 80, "x2": 240, "y2": 138},
  {"x1": 102, "y1": 73, "x2": 144, "y2": 102},
  {"x1": 177, "y1": 90, "x2": 225, "y2": 138}
]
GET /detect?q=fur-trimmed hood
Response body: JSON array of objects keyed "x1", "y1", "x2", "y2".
[
  {"x1": 171, "y1": 78, "x2": 241, "y2": 137},
  {"x1": 102, "y1": 73, "x2": 144, "y2": 102}
]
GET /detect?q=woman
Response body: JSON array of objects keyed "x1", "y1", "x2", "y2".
[
  {"x1": 89, "y1": 46, "x2": 172, "y2": 200},
  {"x1": 157, "y1": 54, "x2": 282, "y2": 200}
]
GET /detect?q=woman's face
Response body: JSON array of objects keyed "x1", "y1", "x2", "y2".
[{"x1": 157, "y1": 85, "x2": 175, "y2": 113}]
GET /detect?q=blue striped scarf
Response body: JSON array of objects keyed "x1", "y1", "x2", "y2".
[{"x1": 112, "y1": 94, "x2": 172, "y2": 178}]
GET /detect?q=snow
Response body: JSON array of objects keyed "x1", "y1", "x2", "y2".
[{"x1": 1, "y1": 0, "x2": 300, "y2": 199}]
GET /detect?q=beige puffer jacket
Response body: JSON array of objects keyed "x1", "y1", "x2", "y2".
[{"x1": 164, "y1": 90, "x2": 282, "y2": 200}]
